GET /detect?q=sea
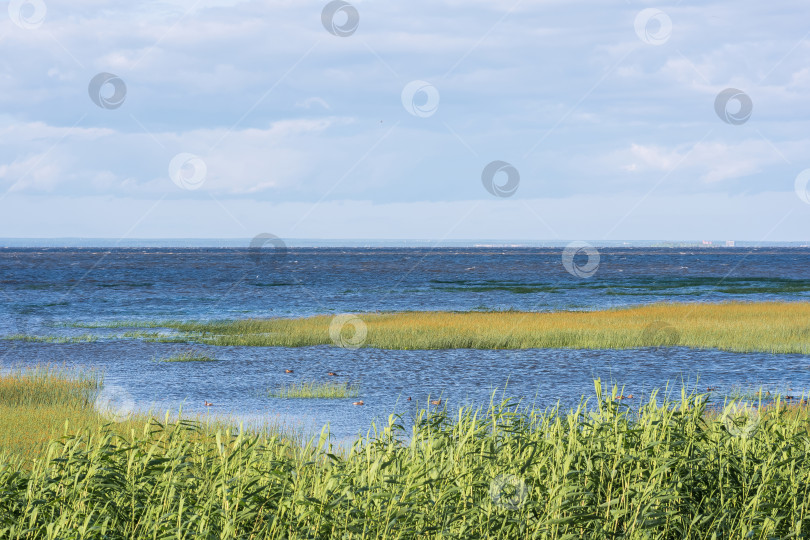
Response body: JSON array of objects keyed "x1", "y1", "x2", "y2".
[{"x1": 2, "y1": 246, "x2": 810, "y2": 442}]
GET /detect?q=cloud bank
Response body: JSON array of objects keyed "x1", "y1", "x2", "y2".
[{"x1": 0, "y1": 0, "x2": 808, "y2": 240}]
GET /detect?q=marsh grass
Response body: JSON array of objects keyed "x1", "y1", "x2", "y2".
[
  {"x1": 61, "y1": 320, "x2": 175, "y2": 329},
  {"x1": 4, "y1": 379, "x2": 810, "y2": 537},
  {"x1": 0, "y1": 365, "x2": 104, "y2": 462},
  {"x1": 0, "y1": 366, "x2": 289, "y2": 467},
  {"x1": 0, "y1": 365, "x2": 100, "y2": 408},
  {"x1": 269, "y1": 380, "x2": 359, "y2": 398},
  {"x1": 2, "y1": 333, "x2": 98, "y2": 343},
  {"x1": 79, "y1": 301, "x2": 810, "y2": 354},
  {"x1": 122, "y1": 330, "x2": 164, "y2": 338}
]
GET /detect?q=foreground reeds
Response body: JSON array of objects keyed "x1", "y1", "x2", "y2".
[
  {"x1": 3, "y1": 368, "x2": 810, "y2": 538},
  {"x1": 83, "y1": 301, "x2": 810, "y2": 354}
]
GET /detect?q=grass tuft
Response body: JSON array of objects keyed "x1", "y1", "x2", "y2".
[{"x1": 269, "y1": 380, "x2": 359, "y2": 398}]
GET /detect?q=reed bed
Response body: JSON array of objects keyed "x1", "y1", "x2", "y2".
[
  {"x1": 142, "y1": 301, "x2": 810, "y2": 354},
  {"x1": 3, "y1": 381, "x2": 810, "y2": 538},
  {"x1": 0, "y1": 365, "x2": 100, "y2": 408},
  {"x1": 0, "y1": 366, "x2": 102, "y2": 462},
  {"x1": 269, "y1": 380, "x2": 360, "y2": 398},
  {"x1": 0, "y1": 367, "x2": 285, "y2": 466}
]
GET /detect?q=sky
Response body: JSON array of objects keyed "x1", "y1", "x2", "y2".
[{"x1": 0, "y1": 0, "x2": 809, "y2": 242}]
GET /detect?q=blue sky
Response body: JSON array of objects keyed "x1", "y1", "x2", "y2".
[{"x1": 0, "y1": 0, "x2": 809, "y2": 241}]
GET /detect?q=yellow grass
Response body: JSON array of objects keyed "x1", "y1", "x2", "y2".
[
  {"x1": 0, "y1": 366, "x2": 304, "y2": 470},
  {"x1": 0, "y1": 366, "x2": 149, "y2": 464},
  {"x1": 176, "y1": 301, "x2": 810, "y2": 353},
  {"x1": 0, "y1": 405, "x2": 149, "y2": 465}
]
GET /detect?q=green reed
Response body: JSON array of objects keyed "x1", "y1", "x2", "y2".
[
  {"x1": 3, "y1": 379, "x2": 810, "y2": 538},
  {"x1": 269, "y1": 380, "x2": 360, "y2": 398}
]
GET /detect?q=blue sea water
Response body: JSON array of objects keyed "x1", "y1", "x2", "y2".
[{"x1": 2, "y1": 247, "x2": 810, "y2": 441}]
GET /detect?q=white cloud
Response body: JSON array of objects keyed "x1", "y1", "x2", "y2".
[
  {"x1": 0, "y1": 117, "x2": 358, "y2": 196},
  {"x1": 0, "y1": 0, "x2": 808, "y2": 238},
  {"x1": 295, "y1": 97, "x2": 331, "y2": 110},
  {"x1": 0, "y1": 154, "x2": 64, "y2": 193},
  {"x1": 616, "y1": 139, "x2": 797, "y2": 184}
]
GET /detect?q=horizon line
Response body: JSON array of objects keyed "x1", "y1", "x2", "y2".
[{"x1": 1, "y1": 238, "x2": 808, "y2": 248}]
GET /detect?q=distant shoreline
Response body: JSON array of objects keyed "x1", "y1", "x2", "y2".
[{"x1": 1, "y1": 238, "x2": 809, "y2": 248}]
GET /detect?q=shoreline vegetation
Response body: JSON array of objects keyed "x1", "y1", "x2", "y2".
[
  {"x1": 3, "y1": 367, "x2": 810, "y2": 537},
  {"x1": 3, "y1": 333, "x2": 98, "y2": 344},
  {"x1": 0, "y1": 366, "x2": 284, "y2": 465},
  {"x1": 47, "y1": 301, "x2": 810, "y2": 354}
]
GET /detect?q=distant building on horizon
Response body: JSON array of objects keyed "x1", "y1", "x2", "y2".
[{"x1": 725, "y1": 240, "x2": 735, "y2": 247}]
